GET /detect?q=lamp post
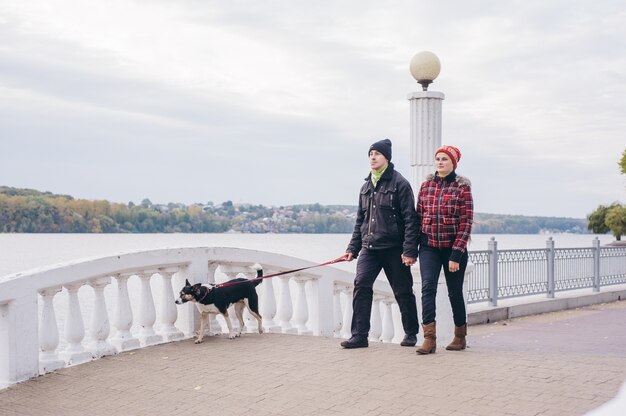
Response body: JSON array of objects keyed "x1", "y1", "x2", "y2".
[
  {"x1": 408, "y1": 51, "x2": 444, "y2": 194},
  {"x1": 408, "y1": 52, "x2": 460, "y2": 346}
]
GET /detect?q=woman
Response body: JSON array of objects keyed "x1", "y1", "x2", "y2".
[{"x1": 415, "y1": 145, "x2": 473, "y2": 354}]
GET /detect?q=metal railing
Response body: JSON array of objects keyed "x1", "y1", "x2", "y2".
[{"x1": 467, "y1": 237, "x2": 626, "y2": 305}]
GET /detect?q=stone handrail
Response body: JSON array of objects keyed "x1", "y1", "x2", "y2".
[{"x1": 0, "y1": 247, "x2": 408, "y2": 387}]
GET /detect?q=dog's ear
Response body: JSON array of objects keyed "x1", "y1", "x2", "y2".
[
  {"x1": 192, "y1": 283, "x2": 202, "y2": 294},
  {"x1": 185, "y1": 279, "x2": 191, "y2": 286}
]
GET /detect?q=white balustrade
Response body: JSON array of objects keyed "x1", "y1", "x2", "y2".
[
  {"x1": 136, "y1": 272, "x2": 162, "y2": 346},
  {"x1": 2, "y1": 247, "x2": 433, "y2": 387},
  {"x1": 380, "y1": 298, "x2": 394, "y2": 343},
  {"x1": 292, "y1": 275, "x2": 312, "y2": 335},
  {"x1": 38, "y1": 287, "x2": 64, "y2": 374},
  {"x1": 158, "y1": 268, "x2": 184, "y2": 342},
  {"x1": 58, "y1": 283, "x2": 92, "y2": 365},
  {"x1": 276, "y1": 275, "x2": 297, "y2": 334},
  {"x1": 87, "y1": 277, "x2": 116, "y2": 358},
  {"x1": 110, "y1": 274, "x2": 140, "y2": 352},
  {"x1": 369, "y1": 295, "x2": 383, "y2": 342}
]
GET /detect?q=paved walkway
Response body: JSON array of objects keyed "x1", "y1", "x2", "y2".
[{"x1": 2, "y1": 300, "x2": 626, "y2": 416}]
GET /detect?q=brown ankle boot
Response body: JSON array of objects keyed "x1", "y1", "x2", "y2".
[
  {"x1": 416, "y1": 322, "x2": 436, "y2": 355},
  {"x1": 446, "y1": 324, "x2": 467, "y2": 351}
]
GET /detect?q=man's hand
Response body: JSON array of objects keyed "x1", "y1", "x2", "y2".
[
  {"x1": 344, "y1": 252, "x2": 354, "y2": 262},
  {"x1": 401, "y1": 255, "x2": 416, "y2": 267},
  {"x1": 448, "y1": 260, "x2": 460, "y2": 272}
]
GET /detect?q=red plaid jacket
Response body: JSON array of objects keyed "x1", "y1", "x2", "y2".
[{"x1": 416, "y1": 171, "x2": 473, "y2": 262}]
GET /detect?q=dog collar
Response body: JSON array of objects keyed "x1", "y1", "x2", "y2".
[{"x1": 198, "y1": 286, "x2": 209, "y2": 302}]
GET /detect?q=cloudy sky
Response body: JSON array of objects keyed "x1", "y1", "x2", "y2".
[{"x1": 1, "y1": 0, "x2": 625, "y2": 218}]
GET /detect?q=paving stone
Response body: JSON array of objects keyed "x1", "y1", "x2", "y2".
[{"x1": 1, "y1": 300, "x2": 626, "y2": 415}]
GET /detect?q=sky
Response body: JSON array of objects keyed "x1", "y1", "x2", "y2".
[{"x1": 1, "y1": 0, "x2": 625, "y2": 219}]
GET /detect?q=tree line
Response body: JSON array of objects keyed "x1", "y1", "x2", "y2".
[
  {"x1": 0, "y1": 187, "x2": 229, "y2": 233},
  {"x1": 0, "y1": 186, "x2": 592, "y2": 234},
  {"x1": 0, "y1": 187, "x2": 354, "y2": 233}
]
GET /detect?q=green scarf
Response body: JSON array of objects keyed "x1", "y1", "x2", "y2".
[{"x1": 371, "y1": 165, "x2": 388, "y2": 187}]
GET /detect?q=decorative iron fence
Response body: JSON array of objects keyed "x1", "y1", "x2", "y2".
[{"x1": 467, "y1": 238, "x2": 626, "y2": 305}]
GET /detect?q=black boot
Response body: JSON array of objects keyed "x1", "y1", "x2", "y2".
[
  {"x1": 340, "y1": 336, "x2": 369, "y2": 349},
  {"x1": 400, "y1": 334, "x2": 417, "y2": 347}
]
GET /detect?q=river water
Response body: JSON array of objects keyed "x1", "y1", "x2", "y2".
[{"x1": 0, "y1": 233, "x2": 615, "y2": 278}]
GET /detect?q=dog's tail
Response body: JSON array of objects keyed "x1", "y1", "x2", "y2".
[{"x1": 252, "y1": 263, "x2": 263, "y2": 286}]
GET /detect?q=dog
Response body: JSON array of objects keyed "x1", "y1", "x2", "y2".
[{"x1": 174, "y1": 265, "x2": 264, "y2": 343}]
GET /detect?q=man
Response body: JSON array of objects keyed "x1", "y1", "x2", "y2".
[{"x1": 341, "y1": 139, "x2": 420, "y2": 349}]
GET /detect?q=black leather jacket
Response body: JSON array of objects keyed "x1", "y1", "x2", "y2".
[{"x1": 347, "y1": 162, "x2": 419, "y2": 258}]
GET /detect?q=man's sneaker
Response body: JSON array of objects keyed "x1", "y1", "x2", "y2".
[
  {"x1": 400, "y1": 334, "x2": 417, "y2": 347},
  {"x1": 340, "y1": 336, "x2": 369, "y2": 349}
]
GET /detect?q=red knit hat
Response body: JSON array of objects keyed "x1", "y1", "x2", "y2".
[{"x1": 435, "y1": 145, "x2": 461, "y2": 169}]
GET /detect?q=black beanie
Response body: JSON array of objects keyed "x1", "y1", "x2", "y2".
[{"x1": 368, "y1": 139, "x2": 392, "y2": 162}]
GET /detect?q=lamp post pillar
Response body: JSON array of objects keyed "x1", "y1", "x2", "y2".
[{"x1": 408, "y1": 91, "x2": 445, "y2": 192}]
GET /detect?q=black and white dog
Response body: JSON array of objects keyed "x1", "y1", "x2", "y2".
[{"x1": 174, "y1": 265, "x2": 264, "y2": 343}]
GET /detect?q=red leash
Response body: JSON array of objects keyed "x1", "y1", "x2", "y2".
[{"x1": 215, "y1": 254, "x2": 349, "y2": 288}]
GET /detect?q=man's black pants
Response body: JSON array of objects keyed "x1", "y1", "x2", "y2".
[{"x1": 351, "y1": 247, "x2": 419, "y2": 338}]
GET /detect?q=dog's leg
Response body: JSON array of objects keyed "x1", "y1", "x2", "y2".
[
  {"x1": 249, "y1": 310, "x2": 263, "y2": 334},
  {"x1": 206, "y1": 312, "x2": 213, "y2": 336},
  {"x1": 222, "y1": 311, "x2": 237, "y2": 339},
  {"x1": 234, "y1": 301, "x2": 246, "y2": 336},
  {"x1": 246, "y1": 293, "x2": 264, "y2": 334},
  {"x1": 196, "y1": 312, "x2": 208, "y2": 344}
]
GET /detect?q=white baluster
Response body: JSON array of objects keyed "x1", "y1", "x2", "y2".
[
  {"x1": 259, "y1": 268, "x2": 280, "y2": 333},
  {"x1": 391, "y1": 303, "x2": 404, "y2": 344},
  {"x1": 380, "y1": 298, "x2": 394, "y2": 343},
  {"x1": 333, "y1": 285, "x2": 343, "y2": 338},
  {"x1": 206, "y1": 262, "x2": 218, "y2": 284},
  {"x1": 159, "y1": 268, "x2": 184, "y2": 342},
  {"x1": 220, "y1": 265, "x2": 243, "y2": 333},
  {"x1": 38, "y1": 287, "x2": 65, "y2": 374},
  {"x1": 58, "y1": 283, "x2": 92, "y2": 365},
  {"x1": 136, "y1": 272, "x2": 162, "y2": 346},
  {"x1": 241, "y1": 265, "x2": 260, "y2": 333},
  {"x1": 206, "y1": 263, "x2": 221, "y2": 335},
  {"x1": 87, "y1": 277, "x2": 116, "y2": 358},
  {"x1": 369, "y1": 295, "x2": 383, "y2": 342},
  {"x1": 340, "y1": 287, "x2": 353, "y2": 339},
  {"x1": 276, "y1": 276, "x2": 297, "y2": 334},
  {"x1": 292, "y1": 275, "x2": 312, "y2": 335},
  {"x1": 110, "y1": 274, "x2": 140, "y2": 351}
]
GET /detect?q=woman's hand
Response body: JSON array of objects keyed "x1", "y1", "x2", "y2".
[
  {"x1": 448, "y1": 260, "x2": 460, "y2": 272},
  {"x1": 402, "y1": 255, "x2": 416, "y2": 267}
]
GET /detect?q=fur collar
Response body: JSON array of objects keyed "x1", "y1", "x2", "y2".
[{"x1": 426, "y1": 171, "x2": 471, "y2": 186}]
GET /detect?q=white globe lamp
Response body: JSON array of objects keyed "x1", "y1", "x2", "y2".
[{"x1": 409, "y1": 51, "x2": 441, "y2": 91}]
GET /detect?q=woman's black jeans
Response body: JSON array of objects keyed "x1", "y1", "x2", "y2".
[{"x1": 419, "y1": 244, "x2": 468, "y2": 327}]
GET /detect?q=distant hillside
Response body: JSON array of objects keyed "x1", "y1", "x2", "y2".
[
  {"x1": 473, "y1": 212, "x2": 587, "y2": 234},
  {"x1": 0, "y1": 186, "x2": 589, "y2": 234}
]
